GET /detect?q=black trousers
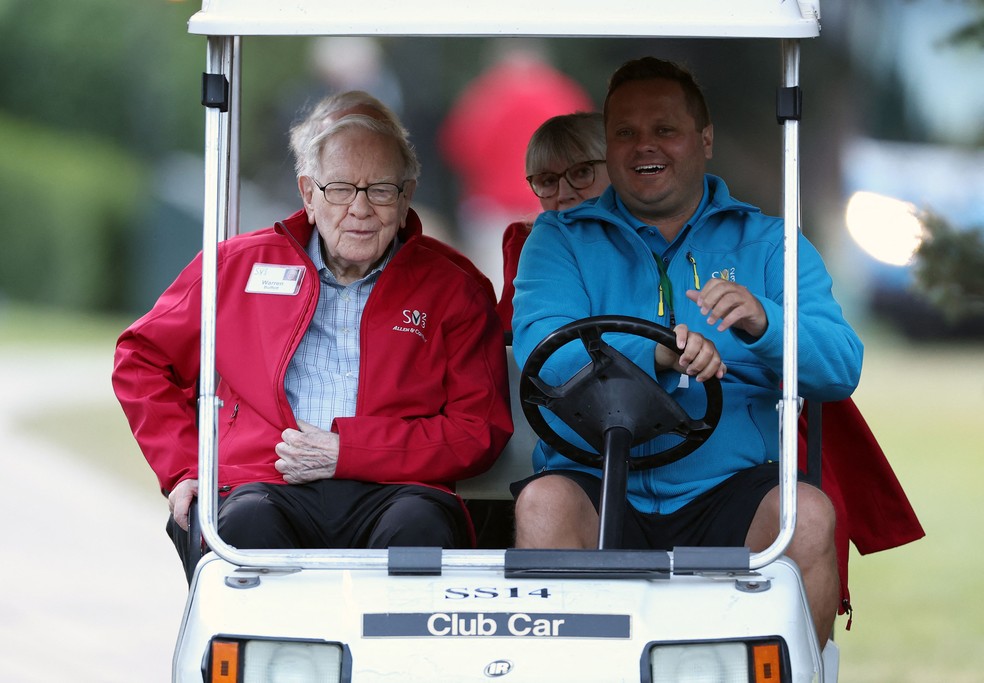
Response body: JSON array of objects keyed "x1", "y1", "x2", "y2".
[{"x1": 167, "y1": 479, "x2": 468, "y2": 583}]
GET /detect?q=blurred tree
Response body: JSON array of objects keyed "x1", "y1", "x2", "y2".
[
  {"x1": 0, "y1": 1, "x2": 925, "y2": 316},
  {"x1": 0, "y1": 0, "x2": 200, "y2": 312},
  {"x1": 0, "y1": 0, "x2": 202, "y2": 157},
  {"x1": 946, "y1": 0, "x2": 984, "y2": 46},
  {"x1": 0, "y1": 114, "x2": 144, "y2": 311},
  {"x1": 914, "y1": 212, "x2": 984, "y2": 322},
  {"x1": 0, "y1": 0, "x2": 316, "y2": 313},
  {"x1": 914, "y1": 0, "x2": 984, "y2": 327}
]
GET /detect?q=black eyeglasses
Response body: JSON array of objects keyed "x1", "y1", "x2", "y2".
[
  {"x1": 526, "y1": 160, "x2": 606, "y2": 199},
  {"x1": 314, "y1": 180, "x2": 405, "y2": 206}
]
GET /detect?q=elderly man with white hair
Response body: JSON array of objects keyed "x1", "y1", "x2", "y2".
[{"x1": 113, "y1": 91, "x2": 512, "y2": 582}]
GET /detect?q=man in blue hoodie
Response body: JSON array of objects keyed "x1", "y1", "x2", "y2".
[{"x1": 510, "y1": 57, "x2": 863, "y2": 645}]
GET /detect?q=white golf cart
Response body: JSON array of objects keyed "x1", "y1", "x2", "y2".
[{"x1": 175, "y1": 1, "x2": 836, "y2": 681}]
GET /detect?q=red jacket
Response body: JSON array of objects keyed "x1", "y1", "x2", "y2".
[
  {"x1": 799, "y1": 400, "x2": 924, "y2": 618},
  {"x1": 113, "y1": 209, "x2": 513, "y2": 499},
  {"x1": 495, "y1": 221, "x2": 530, "y2": 332}
]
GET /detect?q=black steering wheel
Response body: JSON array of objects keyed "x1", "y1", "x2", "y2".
[{"x1": 519, "y1": 315, "x2": 723, "y2": 470}]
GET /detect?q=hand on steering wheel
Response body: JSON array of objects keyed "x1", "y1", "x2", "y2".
[{"x1": 519, "y1": 316, "x2": 722, "y2": 470}]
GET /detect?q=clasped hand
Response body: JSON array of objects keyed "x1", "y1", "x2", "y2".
[
  {"x1": 167, "y1": 421, "x2": 337, "y2": 532},
  {"x1": 275, "y1": 419, "x2": 339, "y2": 484}
]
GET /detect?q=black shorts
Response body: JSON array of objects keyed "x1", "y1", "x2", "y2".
[{"x1": 511, "y1": 462, "x2": 781, "y2": 550}]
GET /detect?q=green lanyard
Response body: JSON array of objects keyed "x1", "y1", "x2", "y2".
[
  {"x1": 652, "y1": 252, "x2": 676, "y2": 326},
  {"x1": 652, "y1": 251, "x2": 701, "y2": 327}
]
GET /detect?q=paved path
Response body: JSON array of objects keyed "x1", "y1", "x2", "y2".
[{"x1": 0, "y1": 349, "x2": 186, "y2": 683}]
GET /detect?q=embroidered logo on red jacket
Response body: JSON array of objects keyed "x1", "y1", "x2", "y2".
[{"x1": 393, "y1": 309, "x2": 429, "y2": 342}]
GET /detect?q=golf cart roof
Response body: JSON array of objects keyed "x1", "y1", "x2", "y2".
[{"x1": 188, "y1": 0, "x2": 820, "y2": 38}]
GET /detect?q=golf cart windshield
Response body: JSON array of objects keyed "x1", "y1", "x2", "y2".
[{"x1": 187, "y1": 0, "x2": 821, "y2": 572}]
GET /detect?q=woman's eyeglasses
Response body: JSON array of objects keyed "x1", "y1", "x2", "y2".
[{"x1": 526, "y1": 160, "x2": 606, "y2": 199}]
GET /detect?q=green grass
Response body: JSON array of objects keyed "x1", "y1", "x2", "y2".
[
  {"x1": 0, "y1": 301, "x2": 159, "y2": 492},
  {"x1": 5, "y1": 304, "x2": 982, "y2": 680},
  {"x1": 0, "y1": 300, "x2": 133, "y2": 347},
  {"x1": 836, "y1": 327, "x2": 984, "y2": 682},
  {"x1": 18, "y1": 400, "x2": 162, "y2": 492}
]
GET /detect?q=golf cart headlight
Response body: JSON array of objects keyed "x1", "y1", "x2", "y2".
[
  {"x1": 648, "y1": 639, "x2": 786, "y2": 683},
  {"x1": 209, "y1": 637, "x2": 344, "y2": 683}
]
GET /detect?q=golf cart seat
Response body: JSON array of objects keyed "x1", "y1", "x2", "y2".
[
  {"x1": 458, "y1": 345, "x2": 536, "y2": 502},
  {"x1": 457, "y1": 345, "x2": 535, "y2": 547}
]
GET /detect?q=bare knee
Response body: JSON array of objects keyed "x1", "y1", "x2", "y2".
[
  {"x1": 515, "y1": 475, "x2": 582, "y2": 516},
  {"x1": 514, "y1": 475, "x2": 598, "y2": 549},
  {"x1": 746, "y1": 483, "x2": 836, "y2": 552},
  {"x1": 792, "y1": 485, "x2": 837, "y2": 553},
  {"x1": 741, "y1": 482, "x2": 840, "y2": 644}
]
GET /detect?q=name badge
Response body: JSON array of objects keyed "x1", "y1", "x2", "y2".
[{"x1": 245, "y1": 263, "x2": 305, "y2": 295}]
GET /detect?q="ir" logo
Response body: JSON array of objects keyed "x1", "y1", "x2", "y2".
[{"x1": 484, "y1": 660, "x2": 513, "y2": 677}]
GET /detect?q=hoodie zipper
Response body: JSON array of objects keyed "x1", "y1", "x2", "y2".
[{"x1": 687, "y1": 251, "x2": 701, "y2": 290}]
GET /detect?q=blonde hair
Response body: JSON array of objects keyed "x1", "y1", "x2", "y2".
[{"x1": 525, "y1": 112, "x2": 606, "y2": 175}]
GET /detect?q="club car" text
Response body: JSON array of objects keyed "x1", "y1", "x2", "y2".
[{"x1": 426, "y1": 612, "x2": 565, "y2": 637}]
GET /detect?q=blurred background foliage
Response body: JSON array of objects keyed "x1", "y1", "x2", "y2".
[
  {"x1": 0, "y1": 0, "x2": 311, "y2": 312},
  {"x1": 0, "y1": 114, "x2": 143, "y2": 310},
  {"x1": 914, "y1": 210, "x2": 984, "y2": 320},
  {"x1": 0, "y1": 0, "x2": 981, "y2": 333},
  {"x1": 0, "y1": 4, "x2": 979, "y2": 681}
]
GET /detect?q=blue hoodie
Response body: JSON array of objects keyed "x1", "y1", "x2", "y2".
[{"x1": 512, "y1": 175, "x2": 863, "y2": 514}]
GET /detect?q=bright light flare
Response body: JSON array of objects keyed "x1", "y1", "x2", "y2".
[{"x1": 845, "y1": 191, "x2": 925, "y2": 266}]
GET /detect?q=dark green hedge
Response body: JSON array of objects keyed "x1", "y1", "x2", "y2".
[{"x1": 0, "y1": 114, "x2": 146, "y2": 311}]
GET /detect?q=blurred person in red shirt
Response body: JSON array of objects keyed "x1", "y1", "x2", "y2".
[{"x1": 439, "y1": 42, "x2": 593, "y2": 295}]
